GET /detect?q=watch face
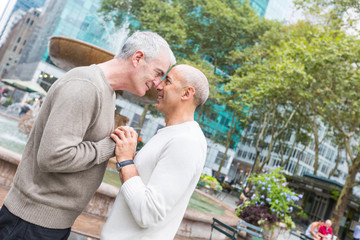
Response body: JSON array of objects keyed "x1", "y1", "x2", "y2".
[
  {"x1": 116, "y1": 162, "x2": 122, "y2": 172},
  {"x1": 115, "y1": 160, "x2": 134, "y2": 172}
]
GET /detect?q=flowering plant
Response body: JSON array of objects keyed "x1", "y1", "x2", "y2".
[
  {"x1": 236, "y1": 167, "x2": 303, "y2": 234},
  {"x1": 198, "y1": 174, "x2": 223, "y2": 191}
]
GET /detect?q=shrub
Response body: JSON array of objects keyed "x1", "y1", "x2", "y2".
[
  {"x1": 236, "y1": 167, "x2": 303, "y2": 231},
  {"x1": 198, "y1": 174, "x2": 223, "y2": 191}
]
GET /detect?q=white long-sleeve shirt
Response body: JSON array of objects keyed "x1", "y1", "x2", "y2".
[{"x1": 101, "y1": 121, "x2": 207, "y2": 240}]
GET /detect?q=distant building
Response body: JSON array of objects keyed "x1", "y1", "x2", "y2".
[
  {"x1": 0, "y1": 0, "x2": 45, "y2": 47},
  {"x1": 0, "y1": 8, "x2": 41, "y2": 77},
  {"x1": 289, "y1": 173, "x2": 360, "y2": 238},
  {"x1": 250, "y1": 0, "x2": 269, "y2": 18},
  {"x1": 5, "y1": 0, "x2": 123, "y2": 93}
]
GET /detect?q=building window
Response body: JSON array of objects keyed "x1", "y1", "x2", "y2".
[
  {"x1": 13, "y1": 46, "x2": 17, "y2": 52},
  {"x1": 23, "y1": 40, "x2": 27, "y2": 45},
  {"x1": 130, "y1": 114, "x2": 140, "y2": 128},
  {"x1": 30, "y1": 20, "x2": 34, "y2": 26},
  {"x1": 215, "y1": 152, "x2": 229, "y2": 167},
  {"x1": 26, "y1": 18, "x2": 30, "y2": 24},
  {"x1": 18, "y1": 49, "x2": 22, "y2": 54},
  {"x1": 17, "y1": 37, "x2": 21, "y2": 43}
]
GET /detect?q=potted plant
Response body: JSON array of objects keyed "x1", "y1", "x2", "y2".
[{"x1": 236, "y1": 167, "x2": 303, "y2": 239}]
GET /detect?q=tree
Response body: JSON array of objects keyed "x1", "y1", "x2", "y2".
[
  {"x1": 228, "y1": 20, "x2": 360, "y2": 236},
  {"x1": 98, "y1": 0, "x2": 280, "y2": 180},
  {"x1": 99, "y1": 0, "x2": 187, "y2": 49}
]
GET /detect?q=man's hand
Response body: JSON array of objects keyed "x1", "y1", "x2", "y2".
[{"x1": 111, "y1": 126, "x2": 138, "y2": 162}]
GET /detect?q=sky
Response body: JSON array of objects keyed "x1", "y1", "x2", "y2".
[
  {"x1": 0, "y1": 0, "x2": 10, "y2": 21},
  {"x1": 0, "y1": 0, "x2": 9, "y2": 16}
]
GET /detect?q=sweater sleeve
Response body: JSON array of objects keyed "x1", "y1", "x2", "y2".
[
  {"x1": 36, "y1": 79, "x2": 115, "y2": 173},
  {"x1": 120, "y1": 135, "x2": 204, "y2": 228}
]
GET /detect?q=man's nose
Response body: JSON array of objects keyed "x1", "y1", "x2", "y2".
[
  {"x1": 156, "y1": 80, "x2": 164, "y2": 90},
  {"x1": 153, "y1": 78, "x2": 162, "y2": 87}
]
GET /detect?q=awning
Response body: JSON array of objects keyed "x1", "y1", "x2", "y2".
[{"x1": 1, "y1": 79, "x2": 47, "y2": 96}]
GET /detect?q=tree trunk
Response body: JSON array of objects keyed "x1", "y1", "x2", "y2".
[
  {"x1": 328, "y1": 147, "x2": 341, "y2": 179},
  {"x1": 251, "y1": 113, "x2": 269, "y2": 174},
  {"x1": 312, "y1": 115, "x2": 320, "y2": 175},
  {"x1": 281, "y1": 129, "x2": 298, "y2": 168},
  {"x1": 216, "y1": 112, "x2": 236, "y2": 179},
  {"x1": 138, "y1": 104, "x2": 150, "y2": 128},
  {"x1": 294, "y1": 144, "x2": 307, "y2": 175},
  {"x1": 331, "y1": 159, "x2": 359, "y2": 236},
  {"x1": 258, "y1": 108, "x2": 297, "y2": 172},
  {"x1": 279, "y1": 141, "x2": 284, "y2": 166}
]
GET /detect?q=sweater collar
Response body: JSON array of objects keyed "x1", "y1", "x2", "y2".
[{"x1": 94, "y1": 64, "x2": 114, "y2": 95}]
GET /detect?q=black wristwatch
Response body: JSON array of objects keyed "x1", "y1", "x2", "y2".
[{"x1": 116, "y1": 160, "x2": 134, "y2": 172}]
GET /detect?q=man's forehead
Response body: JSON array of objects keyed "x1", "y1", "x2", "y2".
[{"x1": 161, "y1": 66, "x2": 173, "y2": 79}]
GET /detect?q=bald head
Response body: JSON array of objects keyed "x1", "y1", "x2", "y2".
[
  {"x1": 172, "y1": 64, "x2": 209, "y2": 107},
  {"x1": 325, "y1": 220, "x2": 332, "y2": 228}
]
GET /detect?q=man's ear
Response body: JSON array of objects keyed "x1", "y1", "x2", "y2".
[
  {"x1": 132, "y1": 50, "x2": 145, "y2": 67},
  {"x1": 181, "y1": 86, "x2": 195, "y2": 101}
]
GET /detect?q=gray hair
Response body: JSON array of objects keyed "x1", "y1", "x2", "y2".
[
  {"x1": 116, "y1": 31, "x2": 176, "y2": 66},
  {"x1": 177, "y1": 64, "x2": 209, "y2": 107}
]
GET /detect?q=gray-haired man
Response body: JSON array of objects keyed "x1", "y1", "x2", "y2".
[{"x1": 0, "y1": 31, "x2": 175, "y2": 240}]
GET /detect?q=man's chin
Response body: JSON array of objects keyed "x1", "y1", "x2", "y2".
[
  {"x1": 155, "y1": 104, "x2": 163, "y2": 112},
  {"x1": 135, "y1": 89, "x2": 146, "y2": 97}
]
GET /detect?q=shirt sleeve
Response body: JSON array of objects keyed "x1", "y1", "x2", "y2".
[
  {"x1": 36, "y1": 79, "x2": 115, "y2": 173},
  {"x1": 120, "y1": 135, "x2": 204, "y2": 228}
]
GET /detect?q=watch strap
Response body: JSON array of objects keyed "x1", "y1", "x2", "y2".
[{"x1": 116, "y1": 160, "x2": 134, "y2": 172}]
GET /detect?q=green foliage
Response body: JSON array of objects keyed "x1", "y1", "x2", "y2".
[
  {"x1": 198, "y1": 174, "x2": 223, "y2": 191},
  {"x1": 98, "y1": 0, "x2": 279, "y2": 161},
  {"x1": 330, "y1": 189, "x2": 340, "y2": 200},
  {"x1": 236, "y1": 168, "x2": 303, "y2": 229},
  {"x1": 2, "y1": 97, "x2": 14, "y2": 107}
]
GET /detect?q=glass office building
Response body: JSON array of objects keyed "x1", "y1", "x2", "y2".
[
  {"x1": 250, "y1": 0, "x2": 270, "y2": 18},
  {"x1": 41, "y1": 0, "x2": 121, "y2": 63},
  {"x1": 16, "y1": 0, "x2": 124, "y2": 91}
]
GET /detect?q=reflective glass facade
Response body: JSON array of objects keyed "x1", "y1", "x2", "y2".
[
  {"x1": 41, "y1": 0, "x2": 119, "y2": 63},
  {"x1": 250, "y1": 0, "x2": 270, "y2": 18},
  {"x1": 12, "y1": 0, "x2": 46, "y2": 13}
]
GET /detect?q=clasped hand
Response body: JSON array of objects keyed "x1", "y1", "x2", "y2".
[{"x1": 111, "y1": 126, "x2": 138, "y2": 162}]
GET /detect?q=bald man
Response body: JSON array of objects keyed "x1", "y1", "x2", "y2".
[
  {"x1": 101, "y1": 64, "x2": 209, "y2": 240},
  {"x1": 318, "y1": 220, "x2": 333, "y2": 240}
]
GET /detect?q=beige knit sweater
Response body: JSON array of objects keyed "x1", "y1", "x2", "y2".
[{"x1": 5, "y1": 65, "x2": 116, "y2": 229}]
